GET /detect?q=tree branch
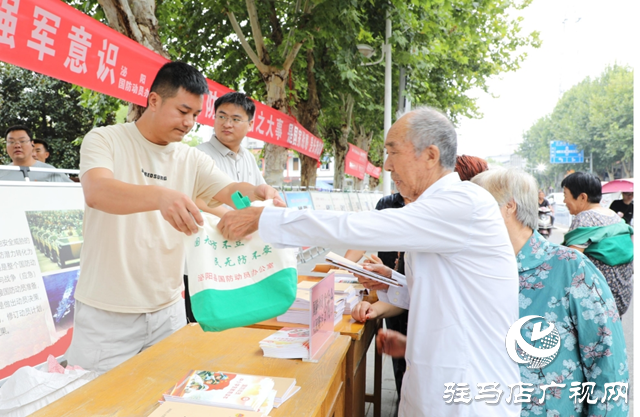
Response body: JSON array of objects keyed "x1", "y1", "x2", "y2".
[
  {"x1": 225, "y1": 10, "x2": 269, "y2": 73},
  {"x1": 245, "y1": 0, "x2": 266, "y2": 62},
  {"x1": 283, "y1": 41, "x2": 303, "y2": 71}
]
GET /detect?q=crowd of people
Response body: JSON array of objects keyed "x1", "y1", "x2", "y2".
[{"x1": 2, "y1": 62, "x2": 632, "y2": 417}]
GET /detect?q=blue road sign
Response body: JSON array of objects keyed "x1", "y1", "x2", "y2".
[{"x1": 550, "y1": 141, "x2": 584, "y2": 164}]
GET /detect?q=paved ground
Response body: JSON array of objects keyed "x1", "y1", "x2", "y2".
[{"x1": 298, "y1": 224, "x2": 634, "y2": 416}]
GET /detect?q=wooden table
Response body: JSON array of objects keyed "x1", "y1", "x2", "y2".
[
  {"x1": 249, "y1": 279, "x2": 383, "y2": 417},
  {"x1": 30, "y1": 325, "x2": 351, "y2": 417}
]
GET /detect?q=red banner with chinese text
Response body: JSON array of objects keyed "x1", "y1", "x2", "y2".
[
  {"x1": 344, "y1": 144, "x2": 368, "y2": 180},
  {"x1": 366, "y1": 161, "x2": 381, "y2": 179},
  {"x1": 0, "y1": 0, "x2": 323, "y2": 159}
]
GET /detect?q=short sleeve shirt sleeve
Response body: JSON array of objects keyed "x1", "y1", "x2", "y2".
[{"x1": 79, "y1": 129, "x2": 115, "y2": 179}]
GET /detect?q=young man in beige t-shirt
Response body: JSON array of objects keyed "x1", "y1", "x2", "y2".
[{"x1": 65, "y1": 62, "x2": 283, "y2": 373}]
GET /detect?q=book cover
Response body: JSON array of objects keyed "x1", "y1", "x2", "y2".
[{"x1": 164, "y1": 370, "x2": 274, "y2": 411}]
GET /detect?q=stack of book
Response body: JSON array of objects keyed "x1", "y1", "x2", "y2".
[
  {"x1": 259, "y1": 327, "x2": 310, "y2": 359},
  {"x1": 277, "y1": 284, "x2": 344, "y2": 326},
  {"x1": 162, "y1": 370, "x2": 277, "y2": 415}
]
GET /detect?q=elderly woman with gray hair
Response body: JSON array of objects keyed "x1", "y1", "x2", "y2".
[{"x1": 472, "y1": 169, "x2": 628, "y2": 417}]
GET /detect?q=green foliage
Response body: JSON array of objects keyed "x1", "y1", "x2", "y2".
[
  {"x1": 518, "y1": 65, "x2": 634, "y2": 184},
  {"x1": 0, "y1": 63, "x2": 119, "y2": 169}
]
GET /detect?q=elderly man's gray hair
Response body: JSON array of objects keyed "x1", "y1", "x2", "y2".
[
  {"x1": 400, "y1": 106, "x2": 457, "y2": 170},
  {"x1": 471, "y1": 168, "x2": 539, "y2": 230}
]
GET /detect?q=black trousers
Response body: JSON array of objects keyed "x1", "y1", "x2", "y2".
[{"x1": 384, "y1": 309, "x2": 409, "y2": 398}]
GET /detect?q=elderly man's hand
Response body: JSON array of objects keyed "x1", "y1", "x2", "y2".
[
  {"x1": 255, "y1": 184, "x2": 286, "y2": 207},
  {"x1": 355, "y1": 263, "x2": 393, "y2": 291},
  {"x1": 376, "y1": 328, "x2": 407, "y2": 358},
  {"x1": 217, "y1": 206, "x2": 265, "y2": 240}
]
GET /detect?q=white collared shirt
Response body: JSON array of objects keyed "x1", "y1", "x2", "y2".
[
  {"x1": 196, "y1": 135, "x2": 266, "y2": 185},
  {"x1": 259, "y1": 172, "x2": 521, "y2": 417}
]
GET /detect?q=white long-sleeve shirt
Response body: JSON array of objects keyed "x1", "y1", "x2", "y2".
[{"x1": 259, "y1": 173, "x2": 521, "y2": 417}]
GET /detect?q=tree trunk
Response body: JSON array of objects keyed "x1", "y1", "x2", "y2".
[
  {"x1": 368, "y1": 175, "x2": 380, "y2": 191},
  {"x1": 332, "y1": 95, "x2": 354, "y2": 190},
  {"x1": 353, "y1": 125, "x2": 373, "y2": 190},
  {"x1": 261, "y1": 70, "x2": 289, "y2": 185},
  {"x1": 98, "y1": 0, "x2": 169, "y2": 122},
  {"x1": 297, "y1": 49, "x2": 322, "y2": 188}
]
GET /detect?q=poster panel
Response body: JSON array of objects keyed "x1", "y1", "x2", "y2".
[
  {"x1": 283, "y1": 192, "x2": 314, "y2": 210},
  {"x1": 347, "y1": 193, "x2": 362, "y2": 212},
  {"x1": 330, "y1": 193, "x2": 349, "y2": 212},
  {"x1": 0, "y1": 181, "x2": 84, "y2": 380},
  {"x1": 308, "y1": 192, "x2": 334, "y2": 211}
]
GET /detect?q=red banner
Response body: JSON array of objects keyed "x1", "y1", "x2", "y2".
[
  {"x1": 0, "y1": 0, "x2": 323, "y2": 159},
  {"x1": 366, "y1": 161, "x2": 381, "y2": 179},
  {"x1": 344, "y1": 144, "x2": 367, "y2": 179}
]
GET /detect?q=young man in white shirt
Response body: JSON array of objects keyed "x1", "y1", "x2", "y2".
[
  {"x1": 65, "y1": 62, "x2": 282, "y2": 373},
  {"x1": 216, "y1": 106, "x2": 521, "y2": 417}
]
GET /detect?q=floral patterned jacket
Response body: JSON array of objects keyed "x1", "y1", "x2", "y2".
[{"x1": 518, "y1": 231, "x2": 628, "y2": 417}]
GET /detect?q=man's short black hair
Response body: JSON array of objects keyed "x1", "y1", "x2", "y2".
[
  {"x1": 5, "y1": 125, "x2": 32, "y2": 140},
  {"x1": 561, "y1": 172, "x2": 602, "y2": 203},
  {"x1": 215, "y1": 92, "x2": 256, "y2": 121},
  {"x1": 33, "y1": 139, "x2": 50, "y2": 153},
  {"x1": 149, "y1": 62, "x2": 209, "y2": 102}
]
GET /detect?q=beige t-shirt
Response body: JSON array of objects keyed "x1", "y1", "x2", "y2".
[{"x1": 76, "y1": 122, "x2": 233, "y2": 313}]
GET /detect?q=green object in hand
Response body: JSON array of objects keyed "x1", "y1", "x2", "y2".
[{"x1": 231, "y1": 191, "x2": 251, "y2": 210}]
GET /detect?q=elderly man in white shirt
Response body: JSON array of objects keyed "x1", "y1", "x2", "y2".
[
  {"x1": 196, "y1": 92, "x2": 266, "y2": 186},
  {"x1": 218, "y1": 106, "x2": 521, "y2": 417}
]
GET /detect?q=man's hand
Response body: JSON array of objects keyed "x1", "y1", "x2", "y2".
[
  {"x1": 218, "y1": 206, "x2": 265, "y2": 240},
  {"x1": 376, "y1": 328, "x2": 407, "y2": 358},
  {"x1": 158, "y1": 188, "x2": 203, "y2": 235},
  {"x1": 356, "y1": 263, "x2": 393, "y2": 291},
  {"x1": 351, "y1": 301, "x2": 378, "y2": 323},
  {"x1": 255, "y1": 184, "x2": 286, "y2": 207}
]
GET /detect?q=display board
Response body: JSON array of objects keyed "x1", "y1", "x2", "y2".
[
  {"x1": 346, "y1": 193, "x2": 362, "y2": 212},
  {"x1": 330, "y1": 193, "x2": 350, "y2": 212},
  {"x1": 283, "y1": 192, "x2": 314, "y2": 210},
  {"x1": 308, "y1": 192, "x2": 334, "y2": 211},
  {"x1": 0, "y1": 181, "x2": 85, "y2": 380}
]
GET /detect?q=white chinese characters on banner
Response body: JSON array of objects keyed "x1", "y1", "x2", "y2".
[
  {"x1": 255, "y1": 111, "x2": 265, "y2": 135},
  {"x1": 265, "y1": 115, "x2": 274, "y2": 137},
  {"x1": 275, "y1": 118, "x2": 283, "y2": 140},
  {"x1": 27, "y1": 6, "x2": 60, "y2": 61},
  {"x1": 204, "y1": 91, "x2": 217, "y2": 120},
  {"x1": 64, "y1": 25, "x2": 91, "y2": 74},
  {"x1": 97, "y1": 38, "x2": 118, "y2": 84},
  {"x1": 0, "y1": 0, "x2": 20, "y2": 48}
]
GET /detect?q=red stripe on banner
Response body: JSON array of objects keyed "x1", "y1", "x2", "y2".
[
  {"x1": 0, "y1": 0, "x2": 323, "y2": 159},
  {"x1": 344, "y1": 144, "x2": 368, "y2": 179},
  {"x1": 366, "y1": 161, "x2": 381, "y2": 179},
  {"x1": 0, "y1": 328, "x2": 73, "y2": 380}
]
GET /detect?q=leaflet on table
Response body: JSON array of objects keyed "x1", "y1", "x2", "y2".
[
  {"x1": 325, "y1": 252, "x2": 401, "y2": 287},
  {"x1": 164, "y1": 370, "x2": 274, "y2": 411}
]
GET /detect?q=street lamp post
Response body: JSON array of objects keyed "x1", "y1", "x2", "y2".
[{"x1": 357, "y1": 14, "x2": 393, "y2": 196}]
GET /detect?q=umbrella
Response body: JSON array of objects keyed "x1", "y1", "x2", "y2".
[{"x1": 602, "y1": 178, "x2": 633, "y2": 193}]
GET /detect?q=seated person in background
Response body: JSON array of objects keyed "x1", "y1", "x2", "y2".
[
  {"x1": 561, "y1": 172, "x2": 633, "y2": 316},
  {"x1": 472, "y1": 168, "x2": 628, "y2": 417},
  {"x1": 0, "y1": 125, "x2": 72, "y2": 182},
  {"x1": 610, "y1": 192, "x2": 633, "y2": 225},
  {"x1": 347, "y1": 154, "x2": 488, "y2": 400},
  {"x1": 33, "y1": 139, "x2": 51, "y2": 163}
]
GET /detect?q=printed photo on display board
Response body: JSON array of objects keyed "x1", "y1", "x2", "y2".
[
  {"x1": 0, "y1": 184, "x2": 85, "y2": 379},
  {"x1": 43, "y1": 269, "x2": 80, "y2": 333},
  {"x1": 26, "y1": 210, "x2": 83, "y2": 272}
]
